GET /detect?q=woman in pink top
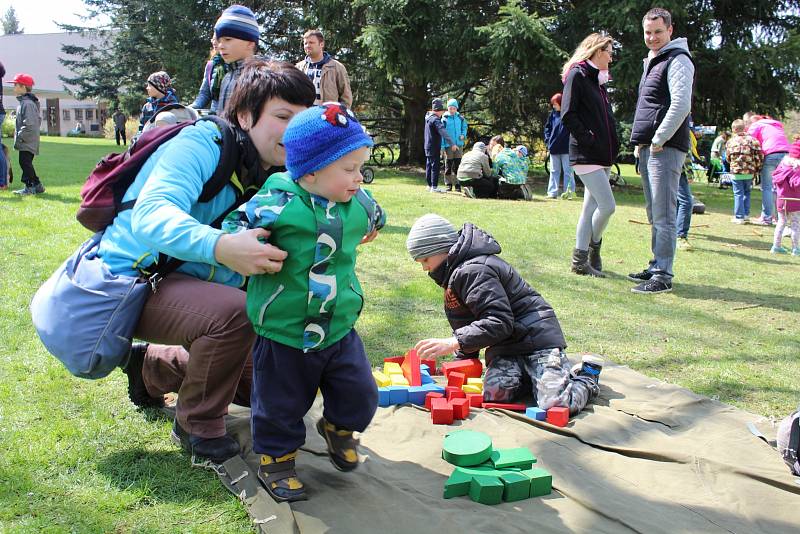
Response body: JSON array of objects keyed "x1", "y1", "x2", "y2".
[{"x1": 746, "y1": 113, "x2": 791, "y2": 225}]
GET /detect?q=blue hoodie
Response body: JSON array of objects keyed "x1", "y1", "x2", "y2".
[{"x1": 97, "y1": 120, "x2": 245, "y2": 287}]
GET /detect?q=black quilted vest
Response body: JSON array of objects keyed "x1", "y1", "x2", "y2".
[{"x1": 630, "y1": 48, "x2": 693, "y2": 152}]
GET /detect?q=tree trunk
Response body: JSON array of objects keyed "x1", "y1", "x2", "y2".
[{"x1": 397, "y1": 82, "x2": 428, "y2": 166}]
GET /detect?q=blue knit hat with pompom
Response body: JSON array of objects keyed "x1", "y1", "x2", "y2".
[{"x1": 283, "y1": 103, "x2": 374, "y2": 180}]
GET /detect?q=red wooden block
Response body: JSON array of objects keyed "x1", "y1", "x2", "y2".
[
  {"x1": 401, "y1": 348, "x2": 421, "y2": 386},
  {"x1": 447, "y1": 371, "x2": 466, "y2": 388},
  {"x1": 421, "y1": 358, "x2": 438, "y2": 375},
  {"x1": 441, "y1": 359, "x2": 483, "y2": 379},
  {"x1": 482, "y1": 402, "x2": 527, "y2": 411},
  {"x1": 446, "y1": 386, "x2": 466, "y2": 401},
  {"x1": 425, "y1": 392, "x2": 444, "y2": 410},
  {"x1": 465, "y1": 393, "x2": 484, "y2": 408},
  {"x1": 547, "y1": 407, "x2": 569, "y2": 427},
  {"x1": 384, "y1": 356, "x2": 405, "y2": 365},
  {"x1": 431, "y1": 398, "x2": 454, "y2": 425},
  {"x1": 450, "y1": 398, "x2": 470, "y2": 420}
]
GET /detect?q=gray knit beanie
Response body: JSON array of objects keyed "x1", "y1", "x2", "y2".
[{"x1": 406, "y1": 214, "x2": 458, "y2": 260}]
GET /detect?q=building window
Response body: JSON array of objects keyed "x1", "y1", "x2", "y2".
[
  {"x1": 74, "y1": 109, "x2": 83, "y2": 120},
  {"x1": 85, "y1": 109, "x2": 94, "y2": 121},
  {"x1": 62, "y1": 109, "x2": 71, "y2": 121}
]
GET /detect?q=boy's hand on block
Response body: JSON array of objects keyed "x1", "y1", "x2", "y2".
[{"x1": 415, "y1": 337, "x2": 459, "y2": 359}]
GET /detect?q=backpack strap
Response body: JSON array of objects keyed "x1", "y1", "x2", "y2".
[{"x1": 198, "y1": 115, "x2": 240, "y2": 202}]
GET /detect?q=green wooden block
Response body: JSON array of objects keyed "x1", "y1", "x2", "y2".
[
  {"x1": 443, "y1": 468, "x2": 472, "y2": 498},
  {"x1": 523, "y1": 467, "x2": 552, "y2": 497},
  {"x1": 442, "y1": 430, "x2": 493, "y2": 467},
  {"x1": 489, "y1": 447, "x2": 537, "y2": 469},
  {"x1": 468, "y1": 475, "x2": 504, "y2": 505},
  {"x1": 500, "y1": 472, "x2": 531, "y2": 502}
]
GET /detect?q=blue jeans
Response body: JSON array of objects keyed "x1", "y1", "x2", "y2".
[
  {"x1": 760, "y1": 152, "x2": 787, "y2": 222},
  {"x1": 547, "y1": 153, "x2": 574, "y2": 197},
  {"x1": 676, "y1": 173, "x2": 693, "y2": 238},
  {"x1": 640, "y1": 146, "x2": 685, "y2": 283},
  {"x1": 425, "y1": 155, "x2": 441, "y2": 188},
  {"x1": 731, "y1": 179, "x2": 752, "y2": 220}
]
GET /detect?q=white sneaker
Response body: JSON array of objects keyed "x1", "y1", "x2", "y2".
[
  {"x1": 431, "y1": 187, "x2": 445, "y2": 193},
  {"x1": 731, "y1": 217, "x2": 746, "y2": 224}
]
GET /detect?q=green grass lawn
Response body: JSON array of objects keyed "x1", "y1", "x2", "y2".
[{"x1": 1, "y1": 137, "x2": 798, "y2": 532}]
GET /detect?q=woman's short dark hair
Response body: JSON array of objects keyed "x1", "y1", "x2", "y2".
[
  {"x1": 223, "y1": 58, "x2": 315, "y2": 128},
  {"x1": 491, "y1": 135, "x2": 505, "y2": 147}
]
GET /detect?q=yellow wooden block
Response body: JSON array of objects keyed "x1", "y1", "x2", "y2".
[
  {"x1": 462, "y1": 384, "x2": 482, "y2": 394},
  {"x1": 373, "y1": 370, "x2": 391, "y2": 387},
  {"x1": 467, "y1": 378, "x2": 483, "y2": 386},
  {"x1": 390, "y1": 374, "x2": 409, "y2": 386},
  {"x1": 384, "y1": 362, "x2": 402, "y2": 374}
]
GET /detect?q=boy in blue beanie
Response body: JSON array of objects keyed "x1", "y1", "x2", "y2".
[
  {"x1": 215, "y1": 4, "x2": 261, "y2": 112},
  {"x1": 222, "y1": 103, "x2": 386, "y2": 502}
]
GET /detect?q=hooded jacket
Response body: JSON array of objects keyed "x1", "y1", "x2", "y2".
[
  {"x1": 14, "y1": 93, "x2": 41, "y2": 154},
  {"x1": 441, "y1": 111, "x2": 467, "y2": 149},
  {"x1": 747, "y1": 118, "x2": 791, "y2": 156},
  {"x1": 560, "y1": 61, "x2": 619, "y2": 166},
  {"x1": 429, "y1": 224, "x2": 566, "y2": 363},
  {"x1": 772, "y1": 156, "x2": 800, "y2": 213}
]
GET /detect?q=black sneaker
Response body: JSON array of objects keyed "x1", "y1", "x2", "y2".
[
  {"x1": 627, "y1": 269, "x2": 653, "y2": 283},
  {"x1": 32, "y1": 183, "x2": 45, "y2": 194},
  {"x1": 122, "y1": 342, "x2": 164, "y2": 408},
  {"x1": 631, "y1": 279, "x2": 672, "y2": 294},
  {"x1": 170, "y1": 419, "x2": 241, "y2": 464}
]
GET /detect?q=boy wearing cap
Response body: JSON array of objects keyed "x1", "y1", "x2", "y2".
[
  {"x1": 138, "y1": 71, "x2": 179, "y2": 132},
  {"x1": 424, "y1": 98, "x2": 456, "y2": 193},
  {"x1": 407, "y1": 214, "x2": 600, "y2": 415},
  {"x1": 214, "y1": 4, "x2": 261, "y2": 113},
  {"x1": 441, "y1": 98, "x2": 468, "y2": 191},
  {"x1": 222, "y1": 103, "x2": 385, "y2": 502},
  {"x1": 10, "y1": 73, "x2": 43, "y2": 195}
]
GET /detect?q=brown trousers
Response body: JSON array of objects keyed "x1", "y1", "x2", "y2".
[{"x1": 135, "y1": 273, "x2": 254, "y2": 438}]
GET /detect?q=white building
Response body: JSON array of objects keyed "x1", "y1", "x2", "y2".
[{"x1": 1, "y1": 32, "x2": 108, "y2": 136}]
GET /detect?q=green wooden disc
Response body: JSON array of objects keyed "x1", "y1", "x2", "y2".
[{"x1": 442, "y1": 430, "x2": 493, "y2": 467}]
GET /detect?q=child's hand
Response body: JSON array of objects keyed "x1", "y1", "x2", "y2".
[
  {"x1": 360, "y1": 229, "x2": 379, "y2": 245},
  {"x1": 415, "y1": 337, "x2": 460, "y2": 359}
]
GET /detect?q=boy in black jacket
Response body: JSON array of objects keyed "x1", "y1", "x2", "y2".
[{"x1": 407, "y1": 213, "x2": 600, "y2": 414}]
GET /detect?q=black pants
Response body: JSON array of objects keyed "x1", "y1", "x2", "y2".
[
  {"x1": 460, "y1": 176, "x2": 498, "y2": 198},
  {"x1": 251, "y1": 329, "x2": 378, "y2": 457},
  {"x1": 19, "y1": 151, "x2": 41, "y2": 188},
  {"x1": 115, "y1": 127, "x2": 127, "y2": 145}
]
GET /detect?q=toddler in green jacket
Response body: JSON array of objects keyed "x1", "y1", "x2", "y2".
[{"x1": 222, "y1": 103, "x2": 385, "y2": 502}]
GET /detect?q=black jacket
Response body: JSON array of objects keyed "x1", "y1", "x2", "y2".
[
  {"x1": 424, "y1": 112, "x2": 454, "y2": 157},
  {"x1": 0, "y1": 61, "x2": 5, "y2": 115},
  {"x1": 429, "y1": 224, "x2": 567, "y2": 363},
  {"x1": 560, "y1": 61, "x2": 619, "y2": 166}
]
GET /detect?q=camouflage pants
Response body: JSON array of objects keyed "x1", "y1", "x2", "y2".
[{"x1": 483, "y1": 348, "x2": 599, "y2": 416}]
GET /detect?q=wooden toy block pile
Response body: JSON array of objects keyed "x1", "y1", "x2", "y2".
[
  {"x1": 375, "y1": 350, "x2": 446, "y2": 407},
  {"x1": 441, "y1": 430, "x2": 552, "y2": 505},
  {"x1": 374, "y1": 352, "x2": 572, "y2": 427}
]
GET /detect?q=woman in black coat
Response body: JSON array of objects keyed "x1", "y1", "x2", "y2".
[{"x1": 560, "y1": 33, "x2": 620, "y2": 277}]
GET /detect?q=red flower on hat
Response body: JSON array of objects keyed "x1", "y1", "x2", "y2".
[{"x1": 320, "y1": 103, "x2": 353, "y2": 128}]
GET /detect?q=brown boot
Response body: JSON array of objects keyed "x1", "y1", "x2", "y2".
[
  {"x1": 571, "y1": 248, "x2": 605, "y2": 277},
  {"x1": 588, "y1": 239, "x2": 603, "y2": 272}
]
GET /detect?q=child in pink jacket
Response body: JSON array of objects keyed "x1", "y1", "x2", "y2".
[{"x1": 771, "y1": 139, "x2": 800, "y2": 255}]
